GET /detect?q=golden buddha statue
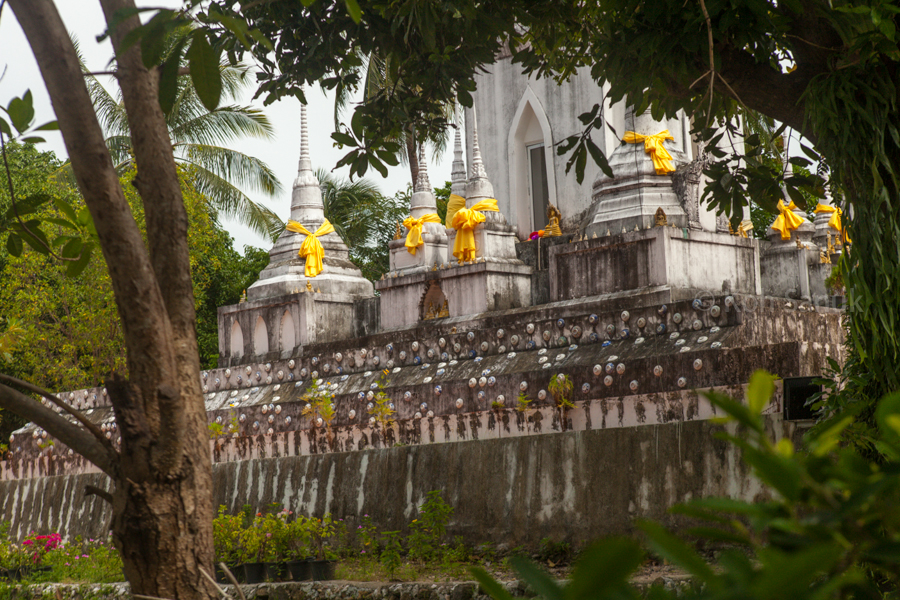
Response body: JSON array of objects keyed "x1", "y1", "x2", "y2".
[
  {"x1": 654, "y1": 208, "x2": 667, "y2": 227},
  {"x1": 544, "y1": 203, "x2": 562, "y2": 237}
]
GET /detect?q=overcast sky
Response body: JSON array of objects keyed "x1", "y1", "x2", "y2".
[{"x1": 0, "y1": 3, "x2": 452, "y2": 251}]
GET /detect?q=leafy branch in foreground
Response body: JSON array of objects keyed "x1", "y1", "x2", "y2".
[{"x1": 475, "y1": 370, "x2": 900, "y2": 599}]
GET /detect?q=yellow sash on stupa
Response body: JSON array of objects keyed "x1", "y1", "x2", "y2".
[
  {"x1": 403, "y1": 213, "x2": 442, "y2": 255},
  {"x1": 286, "y1": 219, "x2": 335, "y2": 277},
  {"x1": 622, "y1": 130, "x2": 676, "y2": 175},
  {"x1": 451, "y1": 199, "x2": 499, "y2": 263},
  {"x1": 771, "y1": 200, "x2": 805, "y2": 241},
  {"x1": 814, "y1": 204, "x2": 851, "y2": 243},
  {"x1": 445, "y1": 193, "x2": 467, "y2": 227}
]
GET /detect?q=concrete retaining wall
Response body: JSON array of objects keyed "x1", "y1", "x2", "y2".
[{"x1": 0, "y1": 416, "x2": 794, "y2": 544}]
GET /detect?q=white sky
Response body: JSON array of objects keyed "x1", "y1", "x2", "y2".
[{"x1": 0, "y1": 2, "x2": 452, "y2": 251}]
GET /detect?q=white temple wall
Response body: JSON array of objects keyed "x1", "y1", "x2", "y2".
[{"x1": 469, "y1": 61, "x2": 692, "y2": 239}]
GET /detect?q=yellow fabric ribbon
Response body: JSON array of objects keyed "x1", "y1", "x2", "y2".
[
  {"x1": 403, "y1": 213, "x2": 442, "y2": 255},
  {"x1": 623, "y1": 130, "x2": 676, "y2": 175},
  {"x1": 814, "y1": 204, "x2": 851, "y2": 243},
  {"x1": 771, "y1": 200, "x2": 805, "y2": 241},
  {"x1": 445, "y1": 193, "x2": 467, "y2": 227},
  {"x1": 285, "y1": 219, "x2": 335, "y2": 277},
  {"x1": 451, "y1": 198, "x2": 499, "y2": 263}
]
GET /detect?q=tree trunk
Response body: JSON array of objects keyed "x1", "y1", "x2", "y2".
[
  {"x1": 8, "y1": 2, "x2": 216, "y2": 599},
  {"x1": 406, "y1": 127, "x2": 418, "y2": 187}
]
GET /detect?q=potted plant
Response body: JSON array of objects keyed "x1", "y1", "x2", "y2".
[
  {"x1": 239, "y1": 515, "x2": 267, "y2": 584},
  {"x1": 263, "y1": 512, "x2": 289, "y2": 582},
  {"x1": 212, "y1": 506, "x2": 244, "y2": 583},
  {"x1": 284, "y1": 515, "x2": 312, "y2": 581},
  {"x1": 307, "y1": 515, "x2": 337, "y2": 581}
]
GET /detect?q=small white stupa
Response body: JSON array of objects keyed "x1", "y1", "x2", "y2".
[
  {"x1": 387, "y1": 146, "x2": 449, "y2": 273},
  {"x1": 248, "y1": 103, "x2": 373, "y2": 301}
]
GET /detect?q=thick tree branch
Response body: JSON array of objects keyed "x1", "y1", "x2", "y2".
[
  {"x1": 98, "y1": 0, "x2": 207, "y2": 475},
  {"x1": 8, "y1": 0, "x2": 180, "y2": 451},
  {"x1": 85, "y1": 484, "x2": 114, "y2": 505},
  {"x1": 0, "y1": 383, "x2": 118, "y2": 475},
  {"x1": 0, "y1": 373, "x2": 113, "y2": 452}
]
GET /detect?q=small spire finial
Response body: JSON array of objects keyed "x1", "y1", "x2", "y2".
[
  {"x1": 415, "y1": 144, "x2": 431, "y2": 192},
  {"x1": 293, "y1": 101, "x2": 318, "y2": 191},
  {"x1": 301, "y1": 103, "x2": 310, "y2": 161},
  {"x1": 470, "y1": 106, "x2": 486, "y2": 179}
]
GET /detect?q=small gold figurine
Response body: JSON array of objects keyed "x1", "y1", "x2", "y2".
[
  {"x1": 239, "y1": 289, "x2": 247, "y2": 303},
  {"x1": 544, "y1": 203, "x2": 562, "y2": 237},
  {"x1": 306, "y1": 280, "x2": 313, "y2": 291},
  {"x1": 438, "y1": 299, "x2": 450, "y2": 318},
  {"x1": 393, "y1": 220, "x2": 403, "y2": 240},
  {"x1": 654, "y1": 208, "x2": 667, "y2": 227},
  {"x1": 432, "y1": 262, "x2": 438, "y2": 271},
  {"x1": 819, "y1": 249, "x2": 831, "y2": 264},
  {"x1": 425, "y1": 304, "x2": 436, "y2": 320}
]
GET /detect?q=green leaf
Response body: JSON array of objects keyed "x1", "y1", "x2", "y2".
[
  {"x1": 158, "y1": 56, "x2": 181, "y2": 115},
  {"x1": 747, "y1": 370, "x2": 777, "y2": 414},
  {"x1": 66, "y1": 241, "x2": 93, "y2": 277},
  {"x1": 20, "y1": 137, "x2": 46, "y2": 144},
  {"x1": 368, "y1": 154, "x2": 388, "y2": 178},
  {"x1": 188, "y1": 34, "x2": 223, "y2": 112},
  {"x1": 508, "y1": 556, "x2": 565, "y2": 600},
  {"x1": 565, "y1": 538, "x2": 643, "y2": 600},
  {"x1": 53, "y1": 197, "x2": 79, "y2": 223},
  {"x1": 18, "y1": 222, "x2": 50, "y2": 255},
  {"x1": 6, "y1": 234, "x2": 22, "y2": 257},
  {"x1": 331, "y1": 131, "x2": 357, "y2": 147},
  {"x1": 7, "y1": 90, "x2": 35, "y2": 133},
  {"x1": 0, "y1": 117, "x2": 11, "y2": 137},
  {"x1": 875, "y1": 392, "x2": 900, "y2": 452},
  {"x1": 586, "y1": 137, "x2": 614, "y2": 178},
  {"x1": 344, "y1": 0, "x2": 362, "y2": 23},
  {"x1": 61, "y1": 237, "x2": 83, "y2": 260},
  {"x1": 32, "y1": 120, "x2": 59, "y2": 132},
  {"x1": 469, "y1": 567, "x2": 515, "y2": 600},
  {"x1": 637, "y1": 521, "x2": 719, "y2": 586},
  {"x1": 704, "y1": 390, "x2": 764, "y2": 433}
]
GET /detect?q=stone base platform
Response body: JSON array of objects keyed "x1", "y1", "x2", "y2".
[{"x1": 375, "y1": 260, "x2": 532, "y2": 330}]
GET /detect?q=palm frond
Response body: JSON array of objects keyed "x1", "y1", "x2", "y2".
[
  {"x1": 179, "y1": 144, "x2": 284, "y2": 198},
  {"x1": 169, "y1": 105, "x2": 275, "y2": 146},
  {"x1": 105, "y1": 135, "x2": 134, "y2": 172},
  {"x1": 183, "y1": 165, "x2": 284, "y2": 241}
]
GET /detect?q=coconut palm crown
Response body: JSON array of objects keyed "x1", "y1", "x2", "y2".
[{"x1": 84, "y1": 58, "x2": 284, "y2": 241}]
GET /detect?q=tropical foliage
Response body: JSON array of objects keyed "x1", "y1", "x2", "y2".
[
  {"x1": 0, "y1": 141, "x2": 265, "y2": 441},
  {"x1": 83, "y1": 48, "x2": 284, "y2": 241},
  {"x1": 475, "y1": 371, "x2": 900, "y2": 599},
  {"x1": 317, "y1": 167, "x2": 407, "y2": 282}
]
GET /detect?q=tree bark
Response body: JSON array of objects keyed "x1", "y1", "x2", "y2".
[{"x1": 8, "y1": 2, "x2": 216, "y2": 599}]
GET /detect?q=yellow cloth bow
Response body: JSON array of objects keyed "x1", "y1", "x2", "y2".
[
  {"x1": 771, "y1": 200, "x2": 805, "y2": 241},
  {"x1": 451, "y1": 198, "x2": 499, "y2": 263},
  {"x1": 285, "y1": 219, "x2": 335, "y2": 277},
  {"x1": 814, "y1": 204, "x2": 851, "y2": 243},
  {"x1": 445, "y1": 193, "x2": 467, "y2": 227},
  {"x1": 623, "y1": 130, "x2": 676, "y2": 175},
  {"x1": 403, "y1": 213, "x2": 442, "y2": 255}
]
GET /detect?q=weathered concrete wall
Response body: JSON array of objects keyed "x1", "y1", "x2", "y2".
[{"x1": 0, "y1": 415, "x2": 795, "y2": 545}]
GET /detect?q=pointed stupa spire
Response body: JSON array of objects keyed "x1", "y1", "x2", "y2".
[
  {"x1": 290, "y1": 102, "x2": 325, "y2": 222},
  {"x1": 470, "y1": 106, "x2": 487, "y2": 179},
  {"x1": 410, "y1": 142, "x2": 439, "y2": 218},
  {"x1": 450, "y1": 109, "x2": 467, "y2": 198},
  {"x1": 465, "y1": 106, "x2": 495, "y2": 204},
  {"x1": 415, "y1": 143, "x2": 431, "y2": 193}
]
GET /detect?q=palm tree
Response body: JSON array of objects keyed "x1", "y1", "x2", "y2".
[
  {"x1": 82, "y1": 56, "x2": 285, "y2": 241},
  {"x1": 316, "y1": 167, "x2": 407, "y2": 281}
]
